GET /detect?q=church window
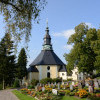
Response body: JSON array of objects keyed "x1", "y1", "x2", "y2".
[
  {"x1": 47, "y1": 66, "x2": 50, "y2": 70},
  {"x1": 47, "y1": 72, "x2": 50, "y2": 78},
  {"x1": 62, "y1": 73, "x2": 64, "y2": 76}
]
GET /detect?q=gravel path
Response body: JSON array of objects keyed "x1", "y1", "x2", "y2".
[{"x1": 0, "y1": 89, "x2": 19, "y2": 100}]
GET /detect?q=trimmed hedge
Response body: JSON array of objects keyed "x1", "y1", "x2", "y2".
[{"x1": 40, "y1": 78, "x2": 62, "y2": 84}]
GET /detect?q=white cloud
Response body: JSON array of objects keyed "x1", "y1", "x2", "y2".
[
  {"x1": 53, "y1": 29, "x2": 75, "y2": 39},
  {"x1": 85, "y1": 22, "x2": 93, "y2": 28},
  {"x1": 63, "y1": 45, "x2": 73, "y2": 51}
]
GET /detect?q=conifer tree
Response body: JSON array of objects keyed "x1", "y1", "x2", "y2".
[
  {"x1": 16, "y1": 48, "x2": 27, "y2": 83},
  {"x1": 0, "y1": 33, "x2": 16, "y2": 89}
]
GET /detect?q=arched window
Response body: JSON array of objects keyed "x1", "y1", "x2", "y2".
[
  {"x1": 47, "y1": 66, "x2": 50, "y2": 70},
  {"x1": 47, "y1": 72, "x2": 50, "y2": 78}
]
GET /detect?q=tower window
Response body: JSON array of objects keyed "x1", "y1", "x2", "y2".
[
  {"x1": 62, "y1": 73, "x2": 64, "y2": 76},
  {"x1": 47, "y1": 66, "x2": 50, "y2": 70},
  {"x1": 47, "y1": 72, "x2": 50, "y2": 78}
]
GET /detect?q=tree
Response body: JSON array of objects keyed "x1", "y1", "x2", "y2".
[
  {"x1": 91, "y1": 29, "x2": 100, "y2": 72},
  {"x1": 0, "y1": 0, "x2": 46, "y2": 44},
  {"x1": 0, "y1": 33, "x2": 16, "y2": 89},
  {"x1": 64, "y1": 23, "x2": 98, "y2": 76},
  {"x1": 16, "y1": 48, "x2": 27, "y2": 83}
]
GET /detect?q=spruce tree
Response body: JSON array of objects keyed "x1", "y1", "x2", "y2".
[
  {"x1": 0, "y1": 33, "x2": 16, "y2": 89},
  {"x1": 17, "y1": 48, "x2": 27, "y2": 83}
]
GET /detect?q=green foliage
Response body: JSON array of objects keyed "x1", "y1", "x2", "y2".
[
  {"x1": 0, "y1": 83, "x2": 3, "y2": 90},
  {"x1": 69, "y1": 92, "x2": 75, "y2": 96},
  {"x1": 27, "y1": 85, "x2": 34, "y2": 89},
  {"x1": 67, "y1": 78, "x2": 73, "y2": 81},
  {"x1": 64, "y1": 23, "x2": 100, "y2": 75},
  {"x1": 31, "y1": 79, "x2": 39, "y2": 88},
  {"x1": 0, "y1": 0, "x2": 47, "y2": 44},
  {"x1": 16, "y1": 48, "x2": 27, "y2": 80},
  {"x1": 65, "y1": 90, "x2": 71, "y2": 95},
  {"x1": 40, "y1": 78, "x2": 62, "y2": 84},
  {"x1": 13, "y1": 79, "x2": 20, "y2": 88},
  {"x1": 52, "y1": 78, "x2": 62, "y2": 83},
  {"x1": 40, "y1": 78, "x2": 53, "y2": 84},
  {"x1": 0, "y1": 33, "x2": 16, "y2": 87}
]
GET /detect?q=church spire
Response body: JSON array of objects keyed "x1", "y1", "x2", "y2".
[{"x1": 43, "y1": 21, "x2": 53, "y2": 50}]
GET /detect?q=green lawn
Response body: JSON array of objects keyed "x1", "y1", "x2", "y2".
[
  {"x1": 62, "y1": 96, "x2": 87, "y2": 100},
  {"x1": 12, "y1": 90, "x2": 36, "y2": 100},
  {"x1": 12, "y1": 90, "x2": 87, "y2": 100}
]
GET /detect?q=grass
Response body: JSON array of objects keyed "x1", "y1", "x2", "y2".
[
  {"x1": 12, "y1": 90, "x2": 87, "y2": 100},
  {"x1": 12, "y1": 90, "x2": 36, "y2": 100},
  {"x1": 62, "y1": 96, "x2": 87, "y2": 100}
]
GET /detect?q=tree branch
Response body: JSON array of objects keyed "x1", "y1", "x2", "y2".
[{"x1": 0, "y1": 0, "x2": 21, "y2": 12}]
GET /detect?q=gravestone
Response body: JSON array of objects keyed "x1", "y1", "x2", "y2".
[
  {"x1": 54, "y1": 82, "x2": 57, "y2": 85},
  {"x1": 72, "y1": 81, "x2": 75, "y2": 86},
  {"x1": 85, "y1": 81, "x2": 89, "y2": 87},
  {"x1": 58, "y1": 83, "x2": 60, "y2": 90},
  {"x1": 40, "y1": 83, "x2": 42, "y2": 86},
  {"x1": 35, "y1": 86, "x2": 38, "y2": 91},
  {"x1": 63, "y1": 85, "x2": 66, "y2": 89},
  {"x1": 42, "y1": 87, "x2": 45, "y2": 92},
  {"x1": 94, "y1": 81, "x2": 99, "y2": 89},
  {"x1": 52, "y1": 89, "x2": 58, "y2": 95},
  {"x1": 66, "y1": 82, "x2": 69, "y2": 85},
  {"x1": 78, "y1": 82, "x2": 82, "y2": 89},
  {"x1": 70, "y1": 85, "x2": 73, "y2": 90},
  {"x1": 89, "y1": 86, "x2": 93, "y2": 93},
  {"x1": 98, "y1": 79, "x2": 100, "y2": 86},
  {"x1": 62, "y1": 82, "x2": 64, "y2": 85},
  {"x1": 48, "y1": 82, "x2": 51, "y2": 87}
]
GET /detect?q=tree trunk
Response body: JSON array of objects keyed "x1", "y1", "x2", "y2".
[{"x1": 3, "y1": 77, "x2": 5, "y2": 90}]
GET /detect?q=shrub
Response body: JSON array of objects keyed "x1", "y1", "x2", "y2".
[
  {"x1": 88, "y1": 94, "x2": 100, "y2": 100},
  {"x1": 13, "y1": 79, "x2": 20, "y2": 88},
  {"x1": 65, "y1": 90, "x2": 70, "y2": 95},
  {"x1": 58, "y1": 90, "x2": 66, "y2": 96},
  {"x1": 31, "y1": 79, "x2": 38, "y2": 88},
  {"x1": 52, "y1": 78, "x2": 62, "y2": 83},
  {"x1": 28, "y1": 85, "x2": 34, "y2": 89},
  {"x1": 40, "y1": 78, "x2": 53, "y2": 84},
  {"x1": 69, "y1": 92, "x2": 75, "y2": 96},
  {"x1": 0, "y1": 84, "x2": 3, "y2": 90},
  {"x1": 67, "y1": 78, "x2": 73, "y2": 81}
]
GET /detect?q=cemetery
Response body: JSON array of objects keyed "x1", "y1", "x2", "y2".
[{"x1": 17, "y1": 77, "x2": 100, "y2": 100}]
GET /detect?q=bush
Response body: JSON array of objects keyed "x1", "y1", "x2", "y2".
[
  {"x1": 28, "y1": 85, "x2": 34, "y2": 89},
  {"x1": 31, "y1": 79, "x2": 38, "y2": 88},
  {"x1": 0, "y1": 84, "x2": 3, "y2": 90},
  {"x1": 52, "y1": 78, "x2": 62, "y2": 83},
  {"x1": 13, "y1": 79, "x2": 20, "y2": 88},
  {"x1": 40, "y1": 78, "x2": 53, "y2": 84},
  {"x1": 69, "y1": 92, "x2": 75, "y2": 96},
  {"x1": 65, "y1": 90, "x2": 70, "y2": 95},
  {"x1": 67, "y1": 78, "x2": 73, "y2": 81}
]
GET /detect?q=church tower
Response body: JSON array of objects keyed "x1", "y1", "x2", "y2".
[
  {"x1": 28, "y1": 24, "x2": 67, "y2": 81},
  {"x1": 43, "y1": 26, "x2": 52, "y2": 50}
]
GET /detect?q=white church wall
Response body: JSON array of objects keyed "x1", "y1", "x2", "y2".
[{"x1": 59, "y1": 72, "x2": 67, "y2": 80}]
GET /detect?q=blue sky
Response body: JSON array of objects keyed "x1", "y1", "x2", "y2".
[{"x1": 0, "y1": 0, "x2": 100, "y2": 67}]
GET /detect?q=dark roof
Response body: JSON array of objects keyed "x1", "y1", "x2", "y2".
[
  {"x1": 30, "y1": 50, "x2": 65, "y2": 66},
  {"x1": 27, "y1": 66, "x2": 39, "y2": 72},
  {"x1": 59, "y1": 66, "x2": 67, "y2": 72}
]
